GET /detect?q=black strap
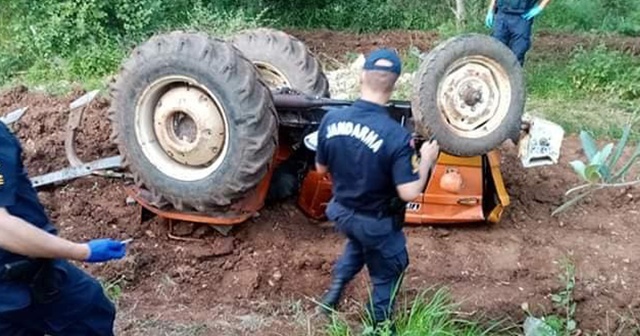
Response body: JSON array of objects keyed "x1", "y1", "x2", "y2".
[{"x1": 0, "y1": 259, "x2": 45, "y2": 282}]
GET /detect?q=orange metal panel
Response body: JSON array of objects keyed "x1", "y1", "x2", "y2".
[
  {"x1": 422, "y1": 165, "x2": 484, "y2": 206},
  {"x1": 407, "y1": 204, "x2": 485, "y2": 224},
  {"x1": 297, "y1": 170, "x2": 333, "y2": 220},
  {"x1": 405, "y1": 154, "x2": 485, "y2": 225}
]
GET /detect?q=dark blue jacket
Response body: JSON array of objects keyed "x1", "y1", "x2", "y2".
[
  {"x1": 0, "y1": 122, "x2": 56, "y2": 265},
  {"x1": 316, "y1": 99, "x2": 419, "y2": 214}
]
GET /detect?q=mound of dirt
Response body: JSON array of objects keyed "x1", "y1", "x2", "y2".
[
  {"x1": 287, "y1": 29, "x2": 439, "y2": 61},
  {"x1": 0, "y1": 86, "x2": 118, "y2": 176}
]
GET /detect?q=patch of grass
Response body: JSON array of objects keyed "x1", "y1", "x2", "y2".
[
  {"x1": 525, "y1": 58, "x2": 578, "y2": 101},
  {"x1": 2, "y1": 0, "x2": 639, "y2": 94},
  {"x1": 539, "y1": 0, "x2": 640, "y2": 35},
  {"x1": 324, "y1": 287, "x2": 516, "y2": 336},
  {"x1": 569, "y1": 45, "x2": 640, "y2": 101},
  {"x1": 526, "y1": 44, "x2": 640, "y2": 102},
  {"x1": 525, "y1": 99, "x2": 637, "y2": 140},
  {"x1": 101, "y1": 275, "x2": 127, "y2": 304}
]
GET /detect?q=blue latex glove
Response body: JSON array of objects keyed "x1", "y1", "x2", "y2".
[
  {"x1": 85, "y1": 239, "x2": 127, "y2": 263},
  {"x1": 522, "y1": 5, "x2": 543, "y2": 20},
  {"x1": 485, "y1": 9, "x2": 495, "y2": 28}
]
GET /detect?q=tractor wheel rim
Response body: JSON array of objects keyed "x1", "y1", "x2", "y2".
[
  {"x1": 254, "y1": 61, "x2": 291, "y2": 90},
  {"x1": 437, "y1": 55, "x2": 511, "y2": 139},
  {"x1": 135, "y1": 76, "x2": 229, "y2": 182}
]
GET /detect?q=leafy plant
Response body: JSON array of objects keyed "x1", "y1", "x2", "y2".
[
  {"x1": 522, "y1": 258, "x2": 578, "y2": 336},
  {"x1": 553, "y1": 113, "x2": 640, "y2": 216}
]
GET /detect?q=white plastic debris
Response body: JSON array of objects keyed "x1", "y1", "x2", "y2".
[{"x1": 524, "y1": 317, "x2": 557, "y2": 336}]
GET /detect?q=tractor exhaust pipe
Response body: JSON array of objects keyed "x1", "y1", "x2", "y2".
[{"x1": 272, "y1": 93, "x2": 352, "y2": 109}]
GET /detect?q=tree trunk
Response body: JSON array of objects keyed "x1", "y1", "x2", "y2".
[{"x1": 455, "y1": 0, "x2": 466, "y2": 29}]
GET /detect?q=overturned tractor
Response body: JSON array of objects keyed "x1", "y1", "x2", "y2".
[{"x1": 28, "y1": 28, "x2": 564, "y2": 234}]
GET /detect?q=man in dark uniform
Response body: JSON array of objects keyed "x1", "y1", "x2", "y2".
[
  {"x1": 0, "y1": 121, "x2": 128, "y2": 335},
  {"x1": 485, "y1": 0, "x2": 552, "y2": 66},
  {"x1": 314, "y1": 49, "x2": 440, "y2": 329}
]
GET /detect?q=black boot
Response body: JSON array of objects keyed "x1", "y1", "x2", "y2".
[{"x1": 318, "y1": 278, "x2": 347, "y2": 315}]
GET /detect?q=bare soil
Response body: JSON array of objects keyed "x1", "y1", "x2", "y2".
[
  {"x1": 1, "y1": 29, "x2": 640, "y2": 335},
  {"x1": 287, "y1": 29, "x2": 640, "y2": 62}
]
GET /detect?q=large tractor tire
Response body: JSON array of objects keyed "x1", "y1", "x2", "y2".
[
  {"x1": 412, "y1": 34, "x2": 525, "y2": 157},
  {"x1": 109, "y1": 31, "x2": 278, "y2": 211},
  {"x1": 230, "y1": 28, "x2": 330, "y2": 97}
]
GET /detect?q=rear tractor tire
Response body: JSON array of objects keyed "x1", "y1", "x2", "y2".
[
  {"x1": 411, "y1": 34, "x2": 525, "y2": 157},
  {"x1": 109, "y1": 31, "x2": 278, "y2": 212},
  {"x1": 230, "y1": 28, "x2": 330, "y2": 97}
]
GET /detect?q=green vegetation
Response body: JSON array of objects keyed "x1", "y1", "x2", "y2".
[
  {"x1": 1, "y1": 0, "x2": 639, "y2": 94},
  {"x1": 101, "y1": 275, "x2": 126, "y2": 303},
  {"x1": 523, "y1": 258, "x2": 578, "y2": 335},
  {"x1": 553, "y1": 114, "x2": 640, "y2": 216},
  {"x1": 324, "y1": 287, "x2": 516, "y2": 336},
  {"x1": 525, "y1": 45, "x2": 640, "y2": 139},
  {"x1": 0, "y1": 0, "x2": 269, "y2": 91}
]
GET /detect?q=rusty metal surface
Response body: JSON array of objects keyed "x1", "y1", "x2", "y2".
[{"x1": 124, "y1": 186, "x2": 254, "y2": 226}]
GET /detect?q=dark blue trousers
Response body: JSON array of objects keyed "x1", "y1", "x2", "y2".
[
  {"x1": 492, "y1": 11, "x2": 534, "y2": 66},
  {"x1": 326, "y1": 200, "x2": 409, "y2": 323},
  {"x1": 0, "y1": 259, "x2": 116, "y2": 336}
]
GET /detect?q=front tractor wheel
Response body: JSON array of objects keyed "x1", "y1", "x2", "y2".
[
  {"x1": 135, "y1": 79, "x2": 229, "y2": 182},
  {"x1": 412, "y1": 34, "x2": 525, "y2": 157},
  {"x1": 109, "y1": 31, "x2": 278, "y2": 212},
  {"x1": 230, "y1": 28, "x2": 330, "y2": 97}
]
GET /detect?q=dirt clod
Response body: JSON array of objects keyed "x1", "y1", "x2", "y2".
[{"x1": 172, "y1": 222, "x2": 195, "y2": 236}]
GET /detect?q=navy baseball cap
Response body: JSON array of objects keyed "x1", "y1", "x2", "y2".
[{"x1": 363, "y1": 48, "x2": 402, "y2": 75}]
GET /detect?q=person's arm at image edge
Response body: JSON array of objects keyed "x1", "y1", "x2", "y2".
[
  {"x1": 0, "y1": 141, "x2": 126, "y2": 263},
  {"x1": 0, "y1": 208, "x2": 90, "y2": 261}
]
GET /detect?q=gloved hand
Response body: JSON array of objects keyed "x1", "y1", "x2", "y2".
[
  {"x1": 485, "y1": 9, "x2": 495, "y2": 28},
  {"x1": 85, "y1": 239, "x2": 127, "y2": 263},
  {"x1": 522, "y1": 5, "x2": 543, "y2": 20}
]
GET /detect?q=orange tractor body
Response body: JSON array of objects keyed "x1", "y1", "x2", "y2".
[
  {"x1": 126, "y1": 139, "x2": 511, "y2": 228},
  {"x1": 297, "y1": 150, "x2": 510, "y2": 225}
]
